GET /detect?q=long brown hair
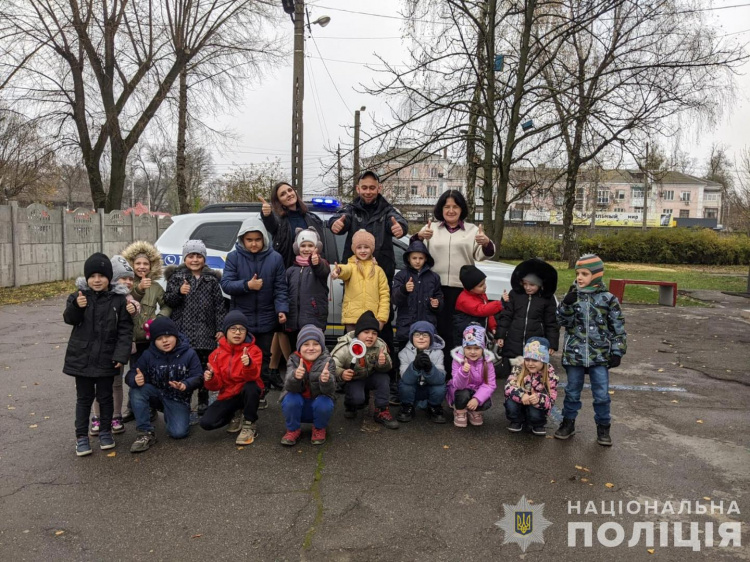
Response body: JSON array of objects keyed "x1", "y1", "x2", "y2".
[{"x1": 271, "y1": 181, "x2": 308, "y2": 217}]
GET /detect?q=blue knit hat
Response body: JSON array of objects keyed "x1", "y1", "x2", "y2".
[
  {"x1": 524, "y1": 337, "x2": 550, "y2": 364},
  {"x1": 409, "y1": 320, "x2": 436, "y2": 346}
]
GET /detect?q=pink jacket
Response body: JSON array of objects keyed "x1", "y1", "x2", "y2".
[{"x1": 446, "y1": 347, "x2": 497, "y2": 406}]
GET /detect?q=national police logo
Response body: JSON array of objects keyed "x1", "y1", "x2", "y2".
[{"x1": 495, "y1": 496, "x2": 552, "y2": 552}]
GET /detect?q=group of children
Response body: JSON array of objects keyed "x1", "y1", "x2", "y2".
[{"x1": 63, "y1": 213, "x2": 627, "y2": 456}]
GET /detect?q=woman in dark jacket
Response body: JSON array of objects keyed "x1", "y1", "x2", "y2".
[{"x1": 496, "y1": 258, "x2": 560, "y2": 378}]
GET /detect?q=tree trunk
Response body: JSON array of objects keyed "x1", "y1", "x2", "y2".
[
  {"x1": 481, "y1": 0, "x2": 496, "y2": 237},
  {"x1": 106, "y1": 140, "x2": 128, "y2": 212},
  {"x1": 176, "y1": 67, "x2": 190, "y2": 214},
  {"x1": 561, "y1": 168, "x2": 580, "y2": 268},
  {"x1": 465, "y1": 29, "x2": 484, "y2": 222}
]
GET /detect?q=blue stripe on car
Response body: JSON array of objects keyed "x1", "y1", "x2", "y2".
[{"x1": 161, "y1": 254, "x2": 226, "y2": 270}]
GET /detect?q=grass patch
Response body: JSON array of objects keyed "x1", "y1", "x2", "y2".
[{"x1": 0, "y1": 279, "x2": 74, "y2": 306}]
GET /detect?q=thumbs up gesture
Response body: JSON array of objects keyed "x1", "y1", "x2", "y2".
[
  {"x1": 139, "y1": 274, "x2": 152, "y2": 290},
  {"x1": 311, "y1": 248, "x2": 320, "y2": 266},
  {"x1": 405, "y1": 276, "x2": 415, "y2": 293},
  {"x1": 295, "y1": 360, "x2": 306, "y2": 380},
  {"x1": 247, "y1": 273, "x2": 263, "y2": 291},
  {"x1": 330, "y1": 262, "x2": 341, "y2": 280},
  {"x1": 390, "y1": 216, "x2": 404, "y2": 238},
  {"x1": 76, "y1": 291, "x2": 87, "y2": 308},
  {"x1": 180, "y1": 279, "x2": 191, "y2": 295},
  {"x1": 320, "y1": 362, "x2": 330, "y2": 384},
  {"x1": 259, "y1": 195, "x2": 271, "y2": 217},
  {"x1": 241, "y1": 347, "x2": 250, "y2": 366},
  {"x1": 462, "y1": 357, "x2": 471, "y2": 373},
  {"x1": 204, "y1": 364, "x2": 214, "y2": 382},
  {"x1": 378, "y1": 346, "x2": 387, "y2": 366},
  {"x1": 529, "y1": 387, "x2": 540, "y2": 405},
  {"x1": 421, "y1": 218, "x2": 434, "y2": 241},
  {"x1": 135, "y1": 368, "x2": 145, "y2": 387},
  {"x1": 331, "y1": 215, "x2": 346, "y2": 234},
  {"x1": 429, "y1": 297, "x2": 439, "y2": 308},
  {"x1": 475, "y1": 223, "x2": 489, "y2": 246},
  {"x1": 502, "y1": 289, "x2": 509, "y2": 302},
  {"x1": 126, "y1": 301, "x2": 137, "y2": 315}
]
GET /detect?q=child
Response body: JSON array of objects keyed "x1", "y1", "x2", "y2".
[
  {"x1": 280, "y1": 324, "x2": 336, "y2": 446},
  {"x1": 164, "y1": 240, "x2": 225, "y2": 415},
  {"x1": 221, "y1": 218, "x2": 289, "y2": 399},
  {"x1": 125, "y1": 317, "x2": 203, "y2": 453},
  {"x1": 397, "y1": 321, "x2": 447, "y2": 424},
  {"x1": 555, "y1": 254, "x2": 626, "y2": 446},
  {"x1": 447, "y1": 324, "x2": 497, "y2": 428},
  {"x1": 453, "y1": 265, "x2": 502, "y2": 348},
  {"x1": 200, "y1": 310, "x2": 263, "y2": 446},
  {"x1": 63, "y1": 253, "x2": 133, "y2": 456},
  {"x1": 496, "y1": 258, "x2": 560, "y2": 378},
  {"x1": 332, "y1": 311, "x2": 398, "y2": 429},
  {"x1": 285, "y1": 228, "x2": 330, "y2": 350},
  {"x1": 391, "y1": 240, "x2": 443, "y2": 349},
  {"x1": 330, "y1": 230, "x2": 389, "y2": 333},
  {"x1": 504, "y1": 337, "x2": 559, "y2": 435}
]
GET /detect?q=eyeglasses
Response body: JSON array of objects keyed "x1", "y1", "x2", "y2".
[
  {"x1": 227, "y1": 326, "x2": 247, "y2": 333},
  {"x1": 413, "y1": 332, "x2": 430, "y2": 338}
]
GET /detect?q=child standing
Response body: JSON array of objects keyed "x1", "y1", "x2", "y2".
[
  {"x1": 332, "y1": 311, "x2": 398, "y2": 429},
  {"x1": 285, "y1": 228, "x2": 330, "y2": 350},
  {"x1": 447, "y1": 324, "x2": 497, "y2": 428},
  {"x1": 200, "y1": 310, "x2": 263, "y2": 446},
  {"x1": 331, "y1": 230, "x2": 389, "y2": 333},
  {"x1": 452, "y1": 265, "x2": 503, "y2": 347},
  {"x1": 397, "y1": 321, "x2": 447, "y2": 424},
  {"x1": 164, "y1": 240, "x2": 225, "y2": 415},
  {"x1": 504, "y1": 337, "x2": 559, "y2": 435},
  {"x1": 280, "y1": 324, "x2": 336, "y2": 446},
  {"x1": 555, "y1": 254, "x2": 626, "y2": 446},
  {"x1": 63, "y1": 253, "x2": 133, "y2": 456},
  {"x1": 496, "y1": 258, "x2": 560, "y2": 379},
  {"x1": 125, "y1": 317, "x2": 203, "y2": 453}
]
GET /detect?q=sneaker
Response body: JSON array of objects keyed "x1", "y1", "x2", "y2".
[
  {"x1": 344, "y1": 406, "x2": 357, "y2": 419},
  {"x1": 111, "y1": 417, "x2": 125, "y2": 434},
  {"x1": 507, "y1": 422, "x2": 523, "y2": 433},
  {"x1": 596, "y1": 424, "x2": 612, "y2": 446},
  {"x1": 374, "y1": 408, "x2": 399, "y2": 430},
  {"x1": 428, "y1": 404, "x2": 447, "y2": 424},
  {"x1": 554, "y1": 418, "x2": 576, "y2": 440},
  {"x1": 130, "y1": 431, "x2": 156, "y2": 453},
  {"x1": 281, "y1": 429, "x2": 302, "y2": 446},
  {"x1": 121, "y1": 409, "x2": 135, "y2": 423},
  {"x1": 453, "y1": 409, "x2": 468, "y2": 428},
  {"x1": 76, "y1": 437, "x2": 92, "y2": 457},
  {"x1": 258, "y1": 397, "x2": 268, "y2": 410},
  {"x1": 227, "y1": 410, "x2": 243, "y2": 433},
  {"x1": 532, "y1": 425, "x2": 547, "y2": 436},
  {"x1": 467, "y1": 411, "x2": 484, "y2": 426},
  {"x1": 397, "y1": 404, "x2": 415, "y2": 422},
  {"x1": 99, "y1": 431, "x2": 115, "y2": 450},
  {"x1": 236, "y1": 421, "x2": 257, "y2": 445},
  {"x1": 311, "y1": 427, "x2": 327, "y2": 445},
  {"x1": 189, "y1": 411, "x2": 200, "y2": 426},
  {"x1": 89, "y1": 416, "x2": 100, "y2": 436},
  {"x1": 196, "y1": 402, "x2": 208, "y2": 416}
]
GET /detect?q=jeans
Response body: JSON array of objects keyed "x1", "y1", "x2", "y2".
[
  {"x1": 345, "y1": 372, "x2": 390, "y2": 409},
  {"x1": 281, "y1": 393, "x2": 334, "y2": 431},
  {"x1": 199, "y1": 382, "x2": 261, "y2": 430},
  {"x1": 399, "y1": 368, "x2": 446, "y2": 406},
  {"x1": 453, "y1": 389, "x2": 491, "y2": 411},
  {"x1": 75, "y1": 376, "x2": 114, "y2": 437},
  {"x1": 129, "y1": 383, "x2": 190, "y2": 438},
  {"x1": 504, "y1": 398, "x2": 547, "y2": 426},
  {"x1": 561, "y1": 365, "x2": 611, "y2": 425}
]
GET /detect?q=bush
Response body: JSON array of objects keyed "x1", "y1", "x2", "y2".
[{"x1": 498, "y1": 231, "x2": 561, "y2": 260}]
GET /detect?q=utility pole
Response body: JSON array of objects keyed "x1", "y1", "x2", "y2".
[
  {"x1": 337, "y1": 144, "x2": 343, "y2": 199},
  {"x1": 291, "y1": 0, "x2": 305, "y2": 199},
  {"x1": 642, "y1": 142, "x2": 649, "y2": 230},
  {"x1": 353, "y1": 107, "x2": 362, "y2": 194}
]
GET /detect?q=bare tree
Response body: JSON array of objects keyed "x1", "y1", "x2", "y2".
[
  {"x1": 704, "y1": 143, "x2": 734, "y2": 226},
  {"x1": 220, "y1": 160, "x2": 282, "y2": 203}
]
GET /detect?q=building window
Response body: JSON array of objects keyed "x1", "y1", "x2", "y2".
[
  {"x1": 662, "y1": 190, "x2": 674, "y2": 201},
  {"x1": 427, "y1": 185, "x2": 437, "y2": 197},
  {"x1": 679, "y1": 210, "x2": 690, "y2": 218},
  {"x1": 597, "y1": 190, "x2": 610, "y2": 205},
  {"x1": 429, "y1": 167, "x2": 438, "y2": 178},
  {"x1": 614, "y1": 208, "x2": 625, "y2": 213},
  {"x1": 411, "y1": 168, "x2": 418, "y2": 178},
  {"x1": 704, "y1": 208, "x2": 718, "y2": 219},
  {"x1": 633, "y1": 207, "x2": 643, "y2": 214},
  {"x1": 410, "y1": 185, "x2": 418, "y2": 196},
  {"x1": 575, "y1": 187, "x2": 585, "y2": 211},
  {"x1": 616, "y1": 189, "x2": 626, "y2": 200},
  {"x1": 631, "y1": 186, "x2": 644, "y2": 198},
  {"x1": 705, "y1": 192, "x2": 719, "y2": 202},
  {"x1": 662, "y1": 209, "x2": 672, "y2": 215},
  {"x1": 680, "y1": 191, "x2": 691, "y2": 202}
]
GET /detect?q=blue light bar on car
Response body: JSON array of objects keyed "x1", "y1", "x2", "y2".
[{"x1": 311, "y1": 197, "x2": 340, "y2": 208}]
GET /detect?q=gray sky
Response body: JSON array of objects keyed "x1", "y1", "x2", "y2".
[{"x1": 210, "y1": 0, "x2": 750, "y2": 195}]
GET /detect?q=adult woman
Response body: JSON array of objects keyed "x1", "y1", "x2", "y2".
[{"x1": 415, "y1": 190, "x2": 495, "y2": 371}]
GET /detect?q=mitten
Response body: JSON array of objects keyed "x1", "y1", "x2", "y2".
[
  {"x1": 608, "y1": 355, "x2": 621, "y2": 369},
  {"x1": 414, "y1": 351, "x2": 433, "y2": 372}
]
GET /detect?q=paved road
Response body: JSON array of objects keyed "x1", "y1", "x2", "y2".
[{"x1": 0, "y1": 292, "x2": 748, "y2": 561}]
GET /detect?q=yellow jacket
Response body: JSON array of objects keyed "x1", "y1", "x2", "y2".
[{"x1": 339, "y1": 256, "x2": 390, "y2": 324}]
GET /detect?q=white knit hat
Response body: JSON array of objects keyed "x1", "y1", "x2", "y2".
[
  {"x1": 182, "y1": 239, "x2": 207, "y2": 260},
  {"x1": 293, "y1": 228, "x2": 322, "y2": 255}
]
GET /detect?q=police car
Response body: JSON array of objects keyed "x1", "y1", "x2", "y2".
[{"x1": 155, "y1": 198, "x2": 513, "y2": 343}]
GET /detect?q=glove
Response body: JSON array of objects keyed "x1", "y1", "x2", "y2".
[
  {"x1": 608, "y1": 355, "x2": 621, "y2": 369},
  {"x1": 413, "y1": 351, "x2": 433, "y2": 372},
  {"x1": 562, "y1": 291, "x2": 577, "y2": 305}
]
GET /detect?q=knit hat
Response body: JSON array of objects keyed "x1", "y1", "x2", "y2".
[
  {"x1": 149, "y1": 317, "x2": 179, "y2": 340},
  {"x1": 84, "y1": 252, "x2": 113, "y2": 281},
  {"x1": 351, "y1": 229, "x2": 375, "y2": 254},
  {"x1": 409, "y1": 320, "x2": 435, "y2": 346},
  {"x1": 354, "y1": 310, "x2": 380, "y2": 336},
  {"x1": 297, "y1": 324, "x2": 326, "y2": 351},
  {"x1": 182, "y1": 239, "x2": 207, "y2": 260},
  {"x1": 222, "y1": 310, "x2": 249, "y2": 334},
  {"x1": 462, "y1": 323, "x2": 486, "y2": 349},
  {"x1": 524, "y1": 337, "x2": 550, "y2": 364},
  {"x1": 111, "y1": 255, "x2": 135, "y2": 281},
  {"x1": 522, "y1": 273, "x2": 543, "y2": 287},
  {"x1": 459, "y1": 264, "x2": 486, "y2": 291},
  {"x1": 293, "y1": 228, "x2": 323, "y2": 255},
  {"x1": 575, "y1": 254, "x2": 604, "y2": 283}
]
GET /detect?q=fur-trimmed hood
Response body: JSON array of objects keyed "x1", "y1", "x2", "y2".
[
  {"x1": 510, "y1": 258, "x2": 558, "y2": 297},
  {"x1": 75, "y1": 277, "x2": 131, "y2": 295},
  {"x1": 163, "y1": 263, "x2": 222, "y2": 282},
  {"x1": 122, "y1": 240, "x2": 163, "y2": 280}
]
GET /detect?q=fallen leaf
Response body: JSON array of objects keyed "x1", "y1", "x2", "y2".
[
  {"x1": 107, "y1": 452, "x2": 116, "y2": 457},
  {"x1": 29, "y1": 424, "x2": 37, "y2": 429},
  {"x1": 696, "y1": 419, "x2": 704, "y2": 424},
  {"x1": 671, "y1": 400, "x2": 679, "y2": 403},
  {"x1": 545, "y1": 435, "x2": 553, "y2": 439},
  {"x1": 575, "y1": 465, "x2": 583, "y2": 470},
  {"x1": 581, "y1": 478, "x2": 589, "y2": 483},
  {"x1": 21, "y1": 385, "x2": 27, "y2": 389},
  {"x1": 191, "y1": 534, "x2": 202, "y2": 539},
  {"x1": 703, "y1": 496, "x2": 711, "y2": 501},
  {"x1": 608, "y1": 390, "x2": 615, "y2": 395},
  {"x1": 443, "y1": 445, "x2": 450, "y2": 449},
  {"x1": 236, "y1": 446, "x2": 245, "y2": 451},
  {"x1": 22, "y1": 530, "x2": 29, "y2": 533},
  {"x1": 30, "y1": 412, "x2": 35, "y2": 415},
  {"x1": 647, "y1": 548, "x2": 655, "y2": 554},
  {"x1": 33, "y1": 382, "x2": 39, "y2": 386},
  {"x1": 528, "y1": 499, "x2": 534, "y2": 504},
  {"x1": 582, "y1": 467, "x2": 590, "y2": 472},
  {"x1": 54, "y1": 530, "x2": 64, "y2": 536},
  {"x1": 550, "y1": 480, "x2": 556, "y2": 483},
  {"x1": 44, "y1": 416, "x2": 50, "y2": 420},
  {"x1": 7, "y1": 406, "x2": 15, "y2": 410},
  {"x1": 605, "y1": 483, "x2": 615, "y2": 488}
]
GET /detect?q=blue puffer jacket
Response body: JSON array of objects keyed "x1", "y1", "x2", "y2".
[
  {"x1": 286, "y1": 258, "x2": 330, "y2": 331},
  {"x1": 220, "y1": 217, "x2": 289, "y2": 334},
  {"x1": 391, "y1": 240, "x2": 443, "y2": 341}
]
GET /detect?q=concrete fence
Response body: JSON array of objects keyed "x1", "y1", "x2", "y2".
[{"x1": 0, "y1": 202, "x2": 173, "y2": 288}]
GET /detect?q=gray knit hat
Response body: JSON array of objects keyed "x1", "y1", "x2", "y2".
[
  {"x1": 182, "y1": 239, "x2": 207, "y2": 260},
  {"x1": 297, "y1": 324, "x2": 326, "y2": 351},
  {"x1": 111, "y1": 255, "x2": 134, "y2": 280}
]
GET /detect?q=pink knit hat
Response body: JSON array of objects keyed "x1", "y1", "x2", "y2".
[{"x1": 351, "y1": 229, "x2": 375, "y2": 253}]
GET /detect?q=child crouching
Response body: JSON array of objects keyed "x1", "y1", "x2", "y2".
[{"x1": 397, "y1": 321, "x2": 447, "y2": 424}]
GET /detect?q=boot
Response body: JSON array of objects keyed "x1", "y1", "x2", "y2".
[
  {"x1": 596, "y1": 424, "x2": 612, "y2": 446},
  {"x1": 554, "y1": 418, "x2": 576, "y2": 440},
  {"x1": 397, "y1": 404, "x2": 415, "y2": 422}
]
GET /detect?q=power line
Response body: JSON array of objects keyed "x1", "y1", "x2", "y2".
[
  {"x1": 305, "y1": 55, "x2": 332, "y2": 141},
  {"x1": 308, "y1": 33, "x2": 352, "y2": 113}
]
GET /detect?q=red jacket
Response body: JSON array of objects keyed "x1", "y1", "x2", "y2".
[
  {"x1": 455, "y1": 290, "x2": 502, "y2": 332},
  {"x1": 205, "y1": 336, "x2": 263, "y2": 401}
]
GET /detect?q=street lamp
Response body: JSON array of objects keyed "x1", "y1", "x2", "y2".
[{"x1": 353, "y1": 106, "x2": 366, "y2": 192}]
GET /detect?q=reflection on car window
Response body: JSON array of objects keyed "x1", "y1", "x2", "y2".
[
  {"x1": 393, "y1": 238, "x2": 406, "y2": 268},
  {"x1": 190, "y1": 222, "x2": 242, "y2": 252}
]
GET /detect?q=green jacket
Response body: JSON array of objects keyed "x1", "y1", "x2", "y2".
[
  {"x1": 331, "y1": 332, "x2": 392, "y2": 381},
  {"x1": 122, "y1": 240, "x2": 171, "y2": 344}
]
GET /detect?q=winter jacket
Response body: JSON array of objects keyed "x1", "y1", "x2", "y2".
[
  {"x1": 327, "y1": 195, "x2": 408, "y2": 282},
  {"x1": 391, "y1": 240, "x2": 443, "y2": 341},
  {"x1": 398, "y1": 336, "x2": 446, "y2": 378},
  {"x1": 62, "y1": 278, "x2": 134, "y2": 378},
  {"x1": 338, "y1": 256, "x2": 390, "y2": 324},
  {"x1": 262, "y1": 209, "x2": 325, "y2": 268},
  {"x1": 446, "y1": 347, "x2": 497, "y2": 407},
  {"x1": 204, "y1": 334, "x2": 263, "y2": 401},
  {"x1": 125, "y1": 334, "x2": 203, "y2": 405},
  {"x1": 453, "y1": 290, "x2": 502, "y2": 345},
  {"x1": 286, "y1": 257, "x2": 330, "y2": 331},
  {"x1": 419, "y1": 221, "x2": 494, "y2": 288},
  {"x1": 164, "y1": 264, "x2": 226, "y2": 350},
  {"x1": 281, "y1": 351, "x2": 337, "y2": 401},
  {"x1": 557, "y1": 284, "x2": 627, "y2": 367},
  {"x1": 504, "y1": 362, "x2": 559, "y2": 413},
  {"x1": 220, "y1": 217, "x2": 289, "y2": 334},
  {"x1": 331, "y1": 332, "x2": 392, "y2": 381},
  {"x1": 122, "y1": 240, "x2": 171, "y2": 343}
]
